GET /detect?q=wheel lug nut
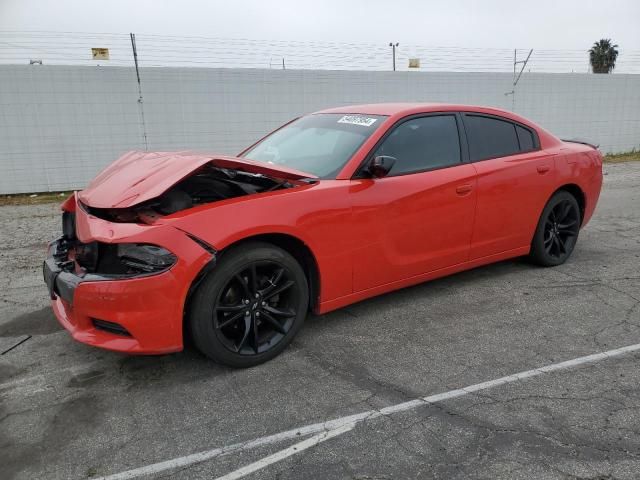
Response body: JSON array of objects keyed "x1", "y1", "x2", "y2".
[
  {"x1": 245, "y1": 311, "x2": 250, "y2": 316},
  {"x1": 256, "y1": 312, "x2": 260, "y2": 317},
  {"x1": 261, "y1": 301, "x2": 266, "y2": 306},
  {"x1": 244, "y1": 299, "x2": 249, "y2": 304},
  {"x1": 255, "y1": 293, "x2": 259, "y2": 298}
]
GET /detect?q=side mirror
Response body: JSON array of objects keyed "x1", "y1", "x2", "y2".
[{"x1": 368, "y1": 155, "x2": 396, "y2": 178}]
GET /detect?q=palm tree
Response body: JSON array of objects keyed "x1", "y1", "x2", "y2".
[{"x1": 589, "y1": 39, "x2": 619, "y2": 73}]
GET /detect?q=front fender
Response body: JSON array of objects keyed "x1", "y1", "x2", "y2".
[{"x1": 166, "y1": 181, "x2": 355, "y2": 303}]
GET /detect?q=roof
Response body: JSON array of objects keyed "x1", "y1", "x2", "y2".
[
  {"x1": 313, "y1": 102, "x2": 561, "y2": 149},
  {"x1": 315, "y1": 102, "x2": 525, "y2": 118}
]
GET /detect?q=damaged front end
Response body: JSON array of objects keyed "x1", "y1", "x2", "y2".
[
  {"x1": 80, "y1": 163, "x2": 299, "y2": 224},
  {"x1": 43, "y1": 209, "x2": 178, "y2": 304},
  {"x1": 42, "y1": 151, "x2": 315, "y2": 353},
  {"x1": 42, "y1": 195, "x2": 214, "y2": 353},
  {"x1": 44, "y1": 151, "x2": 314, "y2": 301},
  {"x1": 75, "y1": 150, "x2": 318, "y2": 223}
]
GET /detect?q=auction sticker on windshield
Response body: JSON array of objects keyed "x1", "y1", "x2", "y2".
[{"x1": 337, "y1": 115, "x2": 378, "y2": 127}]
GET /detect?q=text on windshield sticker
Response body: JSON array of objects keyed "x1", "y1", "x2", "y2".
[{"x1": 337, "y1": 115, "x2": 378, "y2": 127}]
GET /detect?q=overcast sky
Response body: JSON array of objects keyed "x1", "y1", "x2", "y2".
[{"x1": 1, "y1": 0, "x2": 639, "y2": 50}]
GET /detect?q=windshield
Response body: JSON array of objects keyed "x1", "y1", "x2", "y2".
[{"x1": 242, "y1": 113, "x2": 387, "y2": 179}]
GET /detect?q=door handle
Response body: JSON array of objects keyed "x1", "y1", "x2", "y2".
[
  {"x1": 537, "y1": 165, "x2": 551, "y2": 174},
  {"x1": 456, "y1": 184, "x2": 473, "y2": 195}
]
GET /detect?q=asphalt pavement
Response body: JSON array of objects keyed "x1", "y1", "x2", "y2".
[{"x1": 1, "y1": 162, "x2": 639, "y2": 480}]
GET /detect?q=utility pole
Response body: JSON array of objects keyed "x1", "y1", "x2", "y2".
[
  {"x1": 389, "y1": 42, "x2": 399, "y2": 71},
  {"x1": 130, "y1": 33, "x2": 148, "y2": 150}
]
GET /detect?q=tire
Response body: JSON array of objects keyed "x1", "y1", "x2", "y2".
[
  {"x1": 529, "y1": 190, "x2": 581, "y2": 266},
  {"x1": 189, "y1": 241, "x2": 308, "y2": 368}
]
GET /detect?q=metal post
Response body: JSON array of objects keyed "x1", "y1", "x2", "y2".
[
  {"x1": 389, "y1": 42, "x2": 399, "y2": 71},
  {"x1": 512, "y1": 49, "x2": 517, "y2": 111},
  {"x1": 505, "y1": 48, "x2": 533, "y2": 111},
  {"x1": 130, "y1": 33, "x2": 148, "y2": 150},
  {"x1": 513, "y1": 49, "x2": 533, "y2": 110}
]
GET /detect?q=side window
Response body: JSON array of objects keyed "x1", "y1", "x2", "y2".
[
  {"x1": 464, "y1": 115, "x2": 520, "y2": 161},
  {"x1": 374, "y1": 115, "x2": 461, "y2": 175},
  {"x1": 516, "y1": 125, "x2": 535, "y2": 152}
]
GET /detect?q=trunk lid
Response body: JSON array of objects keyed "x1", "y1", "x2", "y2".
[{"x1": 78, "y1": 151, "x2": 317, "y2": 209}]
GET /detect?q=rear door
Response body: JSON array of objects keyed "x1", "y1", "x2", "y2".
[
  {"x1": 350, "y1": 114, "x2": 478, "y2": 291},
  {"x1": 461, "y1": 113, "x2": 555, "y2": 259}
]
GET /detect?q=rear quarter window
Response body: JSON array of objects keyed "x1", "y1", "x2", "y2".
[
  {"x1": 516, "y1": 125, "x2": 535, "y2": 152},
  {"x1": 464, "y1": 115, "x2": 520, "y2": 161}
]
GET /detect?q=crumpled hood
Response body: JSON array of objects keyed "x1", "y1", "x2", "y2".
[{"x1": 78, "y1": 151, "x2": 317, "y2": 209}]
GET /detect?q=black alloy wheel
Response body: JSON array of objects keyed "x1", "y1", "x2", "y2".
[
  {"x1": 189, "y1": 242, "x2": 308, "y2": 367},
  {"x1": 543, "y1": 199, "x2": 580, "y2": 259},
  {"x1": 214, "y1": 261, "x2": 297, "y2": 355},
  {"x1": 530, "y1": 190, "x2": 581, "y2": 266}
]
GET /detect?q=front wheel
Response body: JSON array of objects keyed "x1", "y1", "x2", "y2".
[
  {"x1": 189, "y1": 242, "x2": 308, "y2": 368},
  {"x1": 529, "y1": 190, "x2": 581, "y2": 266}
]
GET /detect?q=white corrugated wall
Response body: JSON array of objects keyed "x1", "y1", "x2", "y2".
[{"x1": 1, "y1": 65, "x2": 638, "y2": 193}]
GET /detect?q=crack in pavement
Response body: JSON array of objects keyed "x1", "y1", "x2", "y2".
[{"x1": 88, "y1": 342, "x2": 640, "y2": 480}]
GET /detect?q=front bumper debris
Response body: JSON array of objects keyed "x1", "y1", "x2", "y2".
[
  {"x1": 43, "y1": 237, "x2": 82, "y2": 303},
  {"x1": 43, "y1": 196, "x2": 215, "y2": 354}
]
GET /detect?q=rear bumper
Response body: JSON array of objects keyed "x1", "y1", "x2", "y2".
[
  {"x1": 582, "y1": 163, "x2": 603, "y2": 227},
  {"x1": 44, "y1": 202, "x2": 214, "y2": 354}
]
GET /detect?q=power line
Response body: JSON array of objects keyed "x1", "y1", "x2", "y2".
[{"x1": 0, "y1": 31, "x2": 638, "y2": 73}]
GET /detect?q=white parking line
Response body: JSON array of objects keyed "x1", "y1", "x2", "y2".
[
  {"x1": 94, "y1": 412, "x2": 372, "y2": 480},
  {"x1": 95, "y1": 342, "x2": 640, "y2": 480},
  {"x1": 214, "y1": 423, "x2": 356, "y2": 480}
]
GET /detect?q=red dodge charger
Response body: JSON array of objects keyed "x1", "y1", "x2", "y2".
[{"x1": 44, "y1": 103, "x2": 603, "y2": 367}]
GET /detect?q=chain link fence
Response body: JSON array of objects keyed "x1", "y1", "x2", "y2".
[{"x1": 2, "y1": 31, "x2": 640, "y2": 73}]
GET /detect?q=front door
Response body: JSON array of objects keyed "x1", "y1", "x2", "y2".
[{"x1": 349, "y1": 114, "x2": 478, "y2": 292}]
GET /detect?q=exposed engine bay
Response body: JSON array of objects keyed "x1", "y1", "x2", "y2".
[{"x1": 82, "y1": 165, "x2": 298, "y2": 223}]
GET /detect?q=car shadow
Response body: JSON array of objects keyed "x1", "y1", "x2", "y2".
[
  {"x1": 8, "y1": 256, "x2": 543, "y2": 387},
  {"x1": 0, "y1": 307, "x2": 63, "y2": 337},
  {"x1": 304, "y1": 256, "x2": 536, "y2": 331},
  {"x1": 99, "y1": 257, "x2": 539, "y2": 381}
]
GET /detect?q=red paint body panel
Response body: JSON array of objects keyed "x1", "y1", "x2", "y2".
[
  {"x1": 50, "y1": 193, "x2": 212, "y2": 353},
  {"x1": 348, "y1": 164, "x2": 477, "y2": 291},
  {"x1": 52, "y1": 271, "x2": 187, "y2": 354},
  {"x1": 469, "y1": 150, "x2": 556, "y2": 259},
  {"x1": 166, "y1": 181, "x2": 355, "y2": 303},
  {"x1": 46, "y1": 103, "x2": 603, "y2": 354},
  {"x1": 79, "y1": 151, "x2": 316, "y2": 209}
]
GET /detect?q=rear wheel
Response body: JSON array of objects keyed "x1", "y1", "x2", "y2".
[
  {"x1": 189, "y1": 242, "x2": 308, "y2": 368},
  {"x1": 529, "y1": 190, "x2": 581, "y2": 266}
]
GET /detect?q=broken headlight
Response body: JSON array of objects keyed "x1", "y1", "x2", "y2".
[
  {"x1": 74, "y1": 241, "x2": 177, "y2": 276},
  {"x1": 75, "y1": 241, "x2": 99, "y2": 271},
  {"x1": 116, "y1": 244, "x2": 177, "y2": 274}
]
